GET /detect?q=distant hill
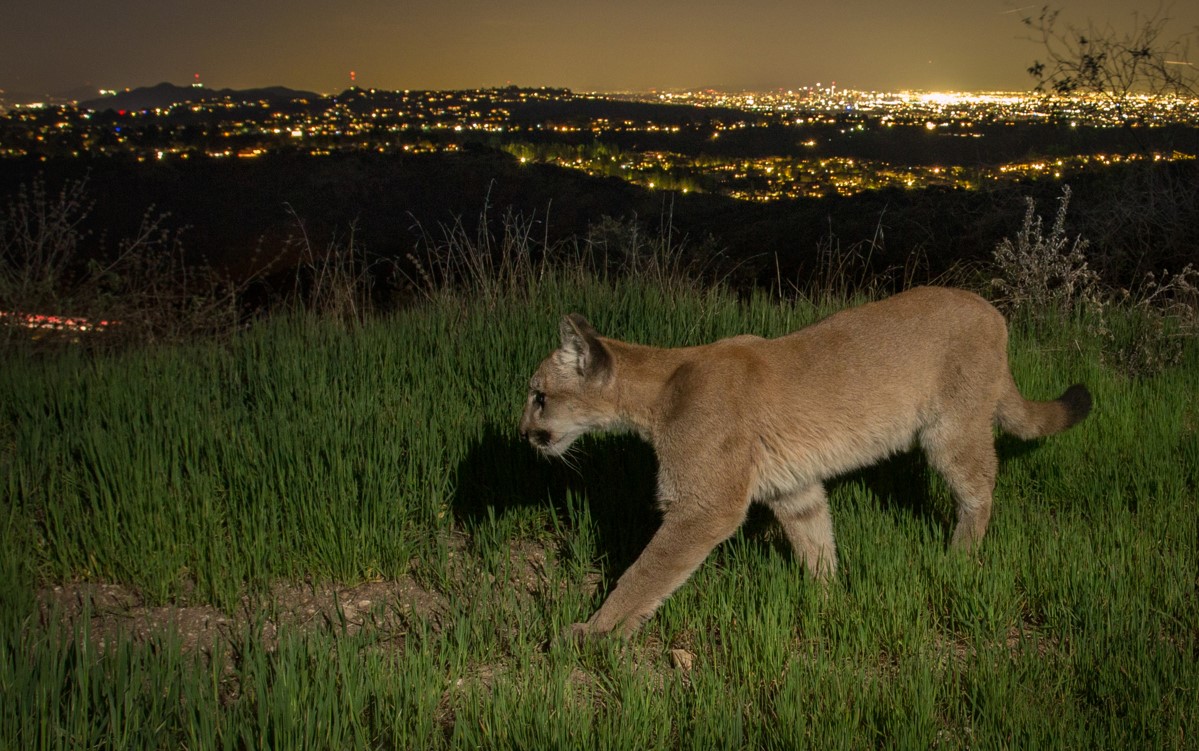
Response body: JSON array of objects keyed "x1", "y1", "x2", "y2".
[{"x1": 80, "y1": 82, "x2": 320, "y2": 112}]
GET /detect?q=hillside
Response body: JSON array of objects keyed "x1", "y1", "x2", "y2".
[{"x1": 2, "y1": 148, "x2": 1195, "y2": 296}]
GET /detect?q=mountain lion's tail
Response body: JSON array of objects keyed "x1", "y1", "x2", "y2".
[{"x1": 996, "y1": 381, "x2": 1092, "y2": 440}]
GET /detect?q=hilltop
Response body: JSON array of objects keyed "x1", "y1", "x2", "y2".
[{"x1": 79, "y1": 82, "x2": 321, "y2": 112}]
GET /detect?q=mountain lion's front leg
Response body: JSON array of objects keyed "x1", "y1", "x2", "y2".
[{"x1": 570, "y1": 502, "x2": 747, "y2": 639}]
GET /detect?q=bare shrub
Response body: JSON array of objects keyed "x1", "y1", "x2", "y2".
[
  {"x1": 990, "y1": 185, "x2": 1102, "y2": 316},
  {"x1": 1107, "y1": 264, "x2": 1199, "y2": 374},
  {"x1": 404, "y1": 196, "x2": 711, "y2": 304},
  {"x1": 405, "y1": 205, "x2": 547, "y2": 304},
  {"x1": 1, "y1": 177, "x2": 242, "y2": 349},
  {"x1": 0, "y1": 178, "x2": 92, "y2": 320},
  {"x1": 992, "y1": 184, "x2": 1197, "y2": 374},
  {"x1": 580, "y1": 214, "x2": 708, "y2": 289},
  {"x1": 1024, "y1": 5, "x2": 1197, "y2": 105},
  {"x1": 805, "y1": 211, "x2": 931, "y2": 302},
  {"x1": 283, "y1": 207, "x2": 392, "y2": 328}
]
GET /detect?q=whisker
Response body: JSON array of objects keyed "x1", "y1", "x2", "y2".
[{"x1": 559, "y1": 445, "x2": 585, "y2": 476}]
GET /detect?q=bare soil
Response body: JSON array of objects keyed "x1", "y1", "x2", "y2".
[
  {"x1": 36, "y1": 576, "x2": 450, "y2": 655},
  {"x1": 32, "y1": 536, "x2": 600, "y2": 658}
]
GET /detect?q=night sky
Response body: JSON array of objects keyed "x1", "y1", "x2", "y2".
[{"x1": 2, "y1": 1, "x2": 1196, "y2": 97}]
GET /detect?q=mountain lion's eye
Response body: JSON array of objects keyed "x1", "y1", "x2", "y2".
[{"x1": 534, "y1": 391, "x2": 546, "y2": 408}]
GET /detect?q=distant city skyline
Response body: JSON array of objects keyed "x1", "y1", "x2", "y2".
[{"x1": 2, "y1": 1, "x2": 1197, "y2": 99}]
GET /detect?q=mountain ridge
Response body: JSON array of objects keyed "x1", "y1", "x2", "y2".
[{"x1": 79, "y1": 82, "x2": 321, "y2": 112}]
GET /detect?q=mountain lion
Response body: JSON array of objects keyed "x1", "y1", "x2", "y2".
[{"x1": 519, "y1": 286, "x2": 1091, "y2": 638}]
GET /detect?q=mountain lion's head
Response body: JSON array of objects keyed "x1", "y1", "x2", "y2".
[{"x1": 519, "y1": 314, "x2": 616, "y2": 457}]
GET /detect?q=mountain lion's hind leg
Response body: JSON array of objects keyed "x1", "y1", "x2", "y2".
[
  {"x1": 921, "y1": 417, "x2": 999, "y2": 551},
  {"x1": 766, "y1": 483, "x2": 837, "y2": 581}
]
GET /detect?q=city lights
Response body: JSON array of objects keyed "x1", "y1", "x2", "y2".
[{"x1": 1, "y1": 85, "x2": 1196, "y2": 199}]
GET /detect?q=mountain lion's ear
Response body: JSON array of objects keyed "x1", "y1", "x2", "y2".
[{"x1": 559, "y1": 314, "x2": 612, "y2": 380}]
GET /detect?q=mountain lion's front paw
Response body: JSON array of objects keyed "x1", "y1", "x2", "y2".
[
  {"x1": 561, "y1": 620, "x2": 616, "y2": 644},
  {"x1": 565, "y1": 621, "x2": 597, "y2": 641}
]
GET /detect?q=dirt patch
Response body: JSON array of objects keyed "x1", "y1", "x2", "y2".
[
  {"x1": 32, "y1": 535, "x2": 596, "y2": 657},
  {"x1": 487, "y1": 537, "x2": 602, "y2": 602},
  {"x1": 932, "y1": 624, "x2": 1063, "y2": 667},
  {"x1": 37, "y1": 576, "x2": 450, "y2": 656},
  {"x1": 31, "y1": 532, "x2": 667, "y2": 714}
]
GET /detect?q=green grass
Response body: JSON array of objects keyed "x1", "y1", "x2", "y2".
[{"x1": 1, "y1": 275, "x2": 1196, "y2": 749}]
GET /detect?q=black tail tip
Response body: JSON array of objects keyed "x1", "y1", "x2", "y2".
[{"x1": 1060, "y1": 384, "x2": 1092, "y2": 426}]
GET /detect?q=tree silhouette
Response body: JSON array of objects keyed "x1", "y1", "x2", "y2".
[{"x1": 1024, "y1": 4, "x2": 1197, "y2": 114}]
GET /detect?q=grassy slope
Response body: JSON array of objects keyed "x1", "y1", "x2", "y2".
[{"x1": 1, "y1": 277, "x2": 1196, "y2": 749}]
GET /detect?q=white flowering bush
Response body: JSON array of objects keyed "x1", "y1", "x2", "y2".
[{"x1": 991, "y1": 186, "x2": 1102, "y2": 316}]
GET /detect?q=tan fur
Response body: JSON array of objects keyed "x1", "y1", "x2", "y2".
[{"x1": 518, "y1": 286, "x2": 1091, "y2": 638}]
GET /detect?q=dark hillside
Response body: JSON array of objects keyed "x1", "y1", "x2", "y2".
[{"x1": 2, "y1": 148, "x2": 1195, "y2": 295}]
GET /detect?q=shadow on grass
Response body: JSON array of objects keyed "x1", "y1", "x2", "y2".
[
  {"x1": 831, "y1": 434, "x2": 1056, "y2": 545},
  {"x1": 451, "y1": 421, "x2": 661, "y2": 583},
  {"x1": 451, "y1": 422, "x2": 1056, "y2": 585},
  {"x1": 831, "y1": 448, "x2": 938, "y2": 515}
]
